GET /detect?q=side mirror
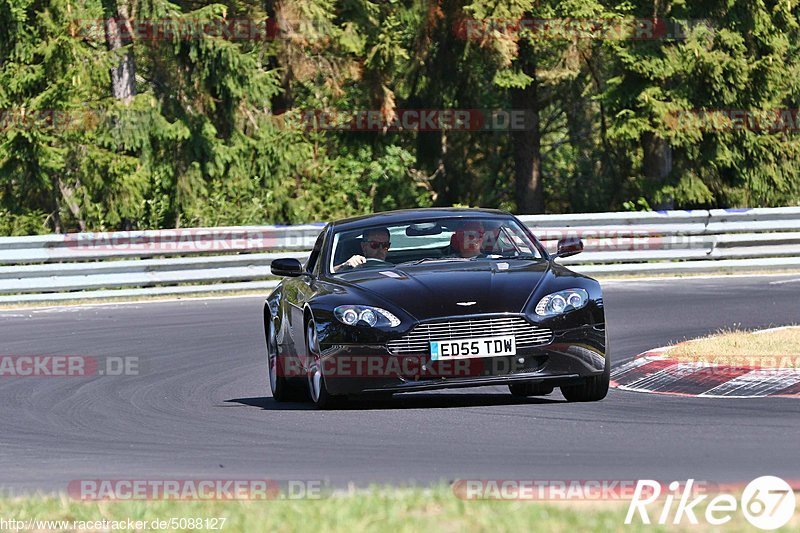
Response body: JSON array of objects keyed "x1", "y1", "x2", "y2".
[
  {"x1": 556, "y1": 237, "x2": 583, "y2": 258},
  {"x1": 271, "y1": 258, "x2": 304, "y2": 277}
]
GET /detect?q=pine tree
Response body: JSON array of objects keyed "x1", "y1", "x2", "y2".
[{"x1": 603, "y1": 0, "x2": 800, "y2": 208}]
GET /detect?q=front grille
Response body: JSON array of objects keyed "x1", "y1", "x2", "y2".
[{"x1": 387, "y1": 316, "x2": 553, "y2": 356}]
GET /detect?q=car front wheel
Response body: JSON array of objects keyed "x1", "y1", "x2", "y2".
[
  {"x1": 306, "y1": 318, "x2": 343, "y2": 409},
  {"x1": 267, "y1": 321, "x2": 306, "y2": 402},
  {"x1": 560, "y1": 356, "x2": 610, "y2": 402}
]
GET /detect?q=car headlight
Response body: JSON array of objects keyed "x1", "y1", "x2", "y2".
[
  {"x1": 534, "y1": 288, "x2": 589, "y2": 317},
  {"x1": 334, "y1": 305, "x2": 401, "y2": 327}
]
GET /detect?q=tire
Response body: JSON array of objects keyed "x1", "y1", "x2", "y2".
[
  {"x1": 306, "y1": 318, "x2": 343, "y2": 409},
  {"x1": 508, "y1": 382, "x2": 555, "y2": 397},
  {"x1": 267, "y1": 320, "x2": 306, "y2": 402},
  {"x1": 560, "y1": 355, "x2": 610, "y2": 402}
]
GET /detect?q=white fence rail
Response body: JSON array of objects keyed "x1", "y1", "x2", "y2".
[{"x1": 1, "y1": 208, "x2": 799, "y2": 303}]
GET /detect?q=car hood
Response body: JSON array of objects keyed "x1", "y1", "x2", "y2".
[{"x1": 336, "y1": 260, "x2": 550, "y2": 321}]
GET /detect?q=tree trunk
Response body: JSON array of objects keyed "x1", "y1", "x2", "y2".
[
  {"x1": 57, "y1": 177, "x2": 87, "y2": 231},
  {"x1": 265, "y1": 0, "x2": 294, "y2": 113},
  {"x1": 511, "y1": 60, "x2": 545, "y2": 214},
  {"x1": 565, "y1": 74, "x2": 595, "y2": 211},
  {"x1": 103, "y1": 0, "x2": 136, "y2": 102},
  {"x1": 642, "y1": 132, "x2": 673, "y2": 209}
]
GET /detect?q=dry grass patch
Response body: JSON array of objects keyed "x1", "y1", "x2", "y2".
[{"x1": 665, "y1": 326, "x2": 800, "y2": 367}]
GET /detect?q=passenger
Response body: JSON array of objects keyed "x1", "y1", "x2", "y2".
[{"x1": 449, "y1": 221, "x2": 485, "y2": 258}]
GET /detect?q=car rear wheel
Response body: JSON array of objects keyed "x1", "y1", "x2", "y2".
[
  {"x1": 306, "y1": 319, "x2": 343, "y2": 409},
  {"x1": 560, "y1": 356, "x2": 610, "y2": 402},
  {"x1": 267, "y1": 321, "x2": 306, "y2": 402},
  {"x1": 508, "y1": 382, "x2": 554, "y2": 397}
]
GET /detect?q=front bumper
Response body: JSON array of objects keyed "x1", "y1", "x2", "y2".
[{"x1": 319, "y1": 324, "x2": 606, "y2": 395}]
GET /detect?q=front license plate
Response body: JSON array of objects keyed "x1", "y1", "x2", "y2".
[{"x1": 430, "y1": 335, "x2": 516, "y2": 360}]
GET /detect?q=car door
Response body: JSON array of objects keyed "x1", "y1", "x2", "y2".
[{"x1": 286, "y1": 229, "x2": 326, "y2": 366}]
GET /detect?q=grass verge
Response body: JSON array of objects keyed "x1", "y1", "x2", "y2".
[
  {"x1": 665, "y1": 326, "x2": 800, "y2": 367},
  {"x1": 1, "y1": 485, "x2": 797, "y2": 532}
]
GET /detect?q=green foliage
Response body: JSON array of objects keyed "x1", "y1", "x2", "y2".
[
  {"x1": 603, "y1": 0, "x2": 800, "y2": 208},
  {"x1": 0, "y1": 208, "x2": 49, "y2": 235},
  {"x1": 1, "y1": 0, "x2": 799, "y2": 235}
]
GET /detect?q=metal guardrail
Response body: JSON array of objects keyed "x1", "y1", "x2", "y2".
[{"x1": 1, "y1": 208, "x2": 799, "y2": 303}]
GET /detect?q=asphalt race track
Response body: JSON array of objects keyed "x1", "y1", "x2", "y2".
[{"x1": 0, "y1": 274, "x2": 798, "y2": 493}]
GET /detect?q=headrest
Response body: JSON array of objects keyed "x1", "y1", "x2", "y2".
[{"x1": 449, "y1": 233, "x2": 461, "y2": 253}]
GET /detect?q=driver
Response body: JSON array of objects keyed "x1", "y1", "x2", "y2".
[
  {"x1": 449, "y1": 221, "x2": 485, "y2": 258},
  {"x1": 333, "y1": 227, "x2": 391, "y2": 272}
]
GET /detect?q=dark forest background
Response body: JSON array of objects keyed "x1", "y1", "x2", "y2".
[{"x1": 2, "y1": 0, "x2": 799, "y2": 234}]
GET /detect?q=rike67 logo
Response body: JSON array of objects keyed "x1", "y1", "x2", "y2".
[{"x1": 625, "y1": 476, "x2": 796, "y2": 530}]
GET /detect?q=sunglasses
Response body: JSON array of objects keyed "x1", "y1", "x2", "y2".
[{"x1": 365, "y1": 240, "x2": 390, "y2": 250}]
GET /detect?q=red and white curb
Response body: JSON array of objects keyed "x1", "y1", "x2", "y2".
[{"x1": 611, "y1": 348, "x2": 800, "y2": 398}]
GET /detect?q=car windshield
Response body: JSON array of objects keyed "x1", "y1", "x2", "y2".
[{"x1": 329, "y1": 217, "x2": 545, "y2": 274}]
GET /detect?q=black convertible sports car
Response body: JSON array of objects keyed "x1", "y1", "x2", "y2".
[{"x1": 264, "y1": 208, "x2": 607, "y2": 408}]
